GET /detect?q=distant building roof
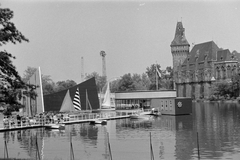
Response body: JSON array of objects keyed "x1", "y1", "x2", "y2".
[
  {"x1": 183, "y1": 41, "x2": 219, "y2": 65},
  {"x1": 171, "y1": 22, "x2": 190, "y2": 47},
  {"x1": 232, "y1": 50, "x2": 240, "y2": 61},
  {"x1": 216, "y1": 49, "x2": 233, "y2": 62}
]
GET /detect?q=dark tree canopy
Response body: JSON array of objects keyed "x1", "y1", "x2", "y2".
[{"x1": 0, "y1": 6, "x2": 29, "y2": 110}]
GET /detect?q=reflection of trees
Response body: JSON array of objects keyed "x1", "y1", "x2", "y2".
[{"x1": 3, "y1": 128, "x2": 45, "y2": 160}]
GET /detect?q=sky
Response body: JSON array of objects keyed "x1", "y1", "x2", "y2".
[{"x1": 1, "y1": 0, "x2": 240, "y2": 83}]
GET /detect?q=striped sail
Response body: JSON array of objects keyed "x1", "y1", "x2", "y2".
[{"x1": 73, "y1": 88, "x2": 81, "y2": 111}]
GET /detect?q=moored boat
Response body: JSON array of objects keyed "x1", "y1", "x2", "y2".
[
  {"x1": 129, "y1": 113, "x2": 151, "y2": 120},
  {"x1": 89, "y1": 119, "x2": 107, "y2": 125},
  {"x1": 45, "y1": 123, "x2": 65, "y2": 130}
]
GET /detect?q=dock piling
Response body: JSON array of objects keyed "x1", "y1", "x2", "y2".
[
  {"x1": 4, "y1": 140, "x2": 9, "y2": 159},
  {"x1": 197, "y1": 132, "x2": 200, "y2": 159},
  {"x1": 36, "y1": 135, "x2": 41, "y2": 160},
  {"x1": 150, "y1": 132, "x2": 154, "y2": 160},
  {"x1": 70, "y1": 133, "x2": 75, "y2": 160},
  {"x1": 107, "y1": 132, "x2": 113, "y2": 160}
]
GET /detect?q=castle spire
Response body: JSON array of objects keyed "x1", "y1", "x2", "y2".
[{"x1": 171, "y1": 21, "x2": 189, "y2": 47}]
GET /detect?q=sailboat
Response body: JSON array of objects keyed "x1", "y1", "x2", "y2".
[
  {"x1": 45, "y1": 89, "x2": 75, "y2": 130},
  {"x1": 60, "y1": 89, "x2": 75, "y2": 113},
  {"x1": 100, "y1": 82, "x2": 115, "y2": 110}
]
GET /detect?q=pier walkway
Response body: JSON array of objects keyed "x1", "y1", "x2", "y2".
[{"x1": 0, "y1": 110, "x2": 139, "y2": 132}]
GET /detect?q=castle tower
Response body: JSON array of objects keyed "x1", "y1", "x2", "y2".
[{"x1": 170, "y1": 22, "x2": 190, "y2": 89}]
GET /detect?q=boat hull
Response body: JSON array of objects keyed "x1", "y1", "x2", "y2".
[
  {"x1": 89, "y1": 119, "x2": 107, "y2": 125},
  {"x1": 129, "y1": 114, "x2": 150, "y2": 120}
]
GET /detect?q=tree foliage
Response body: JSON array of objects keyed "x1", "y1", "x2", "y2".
[
  {"x1": 118, "y1": 73, "x2": 135, "y2": 91},
  {"x1": 22, "y1": 66, "x2": 37, "y2": 83},
  {"x1": 0, "y1": 6, "x2": 29, "y2": 110},
  {"x1": 211, "y1": 81, "x2": 232, "y2": 99},
  {"x1": 55, "y1": 80, "x2": 77, "y2": 92}
]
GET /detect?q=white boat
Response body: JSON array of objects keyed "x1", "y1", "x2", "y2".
[
  {"x1": 148, "y1": 108, "x2": 161, "y2": 116},
  {"x1": 101, "y1": 82, "x2": 115, "y2": 110},
  {"x1": 129, "y1": 113, "x2": 151, "y2": 120},
  {"x1": 89, "y1": 119, "x2": 107, "y2": 125},
  {"x1": 45, "y1": 123, "x2": 65, "y2": 130}
]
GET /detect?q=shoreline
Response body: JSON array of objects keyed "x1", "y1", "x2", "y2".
[{"x1": 193, "y1": 99, "x2": 240, "y2": 103}]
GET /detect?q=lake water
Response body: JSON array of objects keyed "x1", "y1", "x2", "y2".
[{"x1": 1, "y1": 102, "x2": 240, "y2": 160}]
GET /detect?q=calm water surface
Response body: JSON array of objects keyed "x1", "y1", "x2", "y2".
[{"x1": 1, "y1": 102, "x2": 240, "y2": 160}]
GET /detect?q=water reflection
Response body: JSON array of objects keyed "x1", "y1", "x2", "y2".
[
  {"x1": 1, "y1": 128, "x2": 44, "y2": 160},
  {"x1": 1, "y1": 102, "x2": 240, "y2": 159}
]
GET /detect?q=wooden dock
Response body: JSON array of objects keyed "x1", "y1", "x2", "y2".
[
  {"x1": 0, "y1": 124, "x2": 44, "y2": 132},
  {"x1": 62, "y1": 115, "x2": 130, "y2": 125},
  {"x1": 0, "y1": 111, "x2": 133, "y2": 132}
]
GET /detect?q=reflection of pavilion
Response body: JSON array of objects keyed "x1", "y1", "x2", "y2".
[{"x1": 115, "y1": 115, "x2": 193, "y2": 160}]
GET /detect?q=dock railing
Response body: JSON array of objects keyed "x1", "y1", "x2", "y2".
[{"x1": 2, "y1": 110, "x2": 142, "y2": 129}]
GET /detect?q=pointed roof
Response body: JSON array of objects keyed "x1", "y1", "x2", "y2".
[{"x1": 171, "y1": 21, "x2": 190, "y2": 47}]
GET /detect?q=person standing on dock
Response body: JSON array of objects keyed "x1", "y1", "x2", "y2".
[
  {"x1": 17, "y1": 114, "x2": 21, "y2": 127},
  {"x1": 3, "y1": 116, "x2": 8, "y2": 128},
  {"x1": 10, "y1": 116, "x2": 15, "y2": 128}
]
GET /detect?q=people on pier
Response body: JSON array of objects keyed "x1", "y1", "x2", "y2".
[
  {"x1": 3, "y1": 116, "x2": 9, "y2": 128},
  {"x1": 16, "y1": 114, "x2": 21, "y2": 127}
]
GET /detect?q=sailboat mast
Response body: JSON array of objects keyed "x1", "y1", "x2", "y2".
[{"x1": 86, "y1": 89, "x2": 87, "y2": 110}]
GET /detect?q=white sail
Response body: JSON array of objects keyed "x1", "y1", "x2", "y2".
[
  {"x1": 60, "y1": 90, "x2": 75, "y2": 113},
  {"x1": 73, "y1": 88, "x2": 81, "y2": 111},
  {"x1": 102, "y1": 82, "x2": 111, "y2": 108}
]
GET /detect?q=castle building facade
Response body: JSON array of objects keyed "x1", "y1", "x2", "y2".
[{"x1": 171, "y1": 22, "x2": 240, "y2": 99}]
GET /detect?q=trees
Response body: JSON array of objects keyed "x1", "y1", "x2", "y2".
[
  {"x1": 55, "y1": 80, "x2": 77, "y2": 92},
  {"x1": 145, "y1": 64, "x2": 173, "y2": 90},
  {"x1": 22, "y1": 66, "x2": 37, "y2": 83},
  {"x1": 118, "y1": 73, "x2": 135, "y2": 91},
  {"x1": 0, "y1": 7, "x2": 29, "y2": 111}
]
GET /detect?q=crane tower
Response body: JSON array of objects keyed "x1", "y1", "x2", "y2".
[{"x1": 100, "y1": 51, "x2": 107, "y2": 79}]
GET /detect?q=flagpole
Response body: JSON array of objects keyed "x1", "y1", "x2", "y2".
[{"x1": 156, "y1": 65, "x2": 158, "y2": 91}]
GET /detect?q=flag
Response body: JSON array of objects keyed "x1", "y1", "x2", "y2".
[
  {"x1": 156, "y1": 66, "x2": 161, "y2": 78},
  {"x1": 73, "y1": 88, "x2": 81, "y2": 111}
]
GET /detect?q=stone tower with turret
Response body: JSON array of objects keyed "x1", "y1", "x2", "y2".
[{"x1": 170, "y1": 22, "x2": 190, "y2": 90}]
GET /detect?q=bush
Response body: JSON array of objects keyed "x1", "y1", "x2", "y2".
[{"x1": 209, "y1": 95, "x2": 218, "y2": 101}]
